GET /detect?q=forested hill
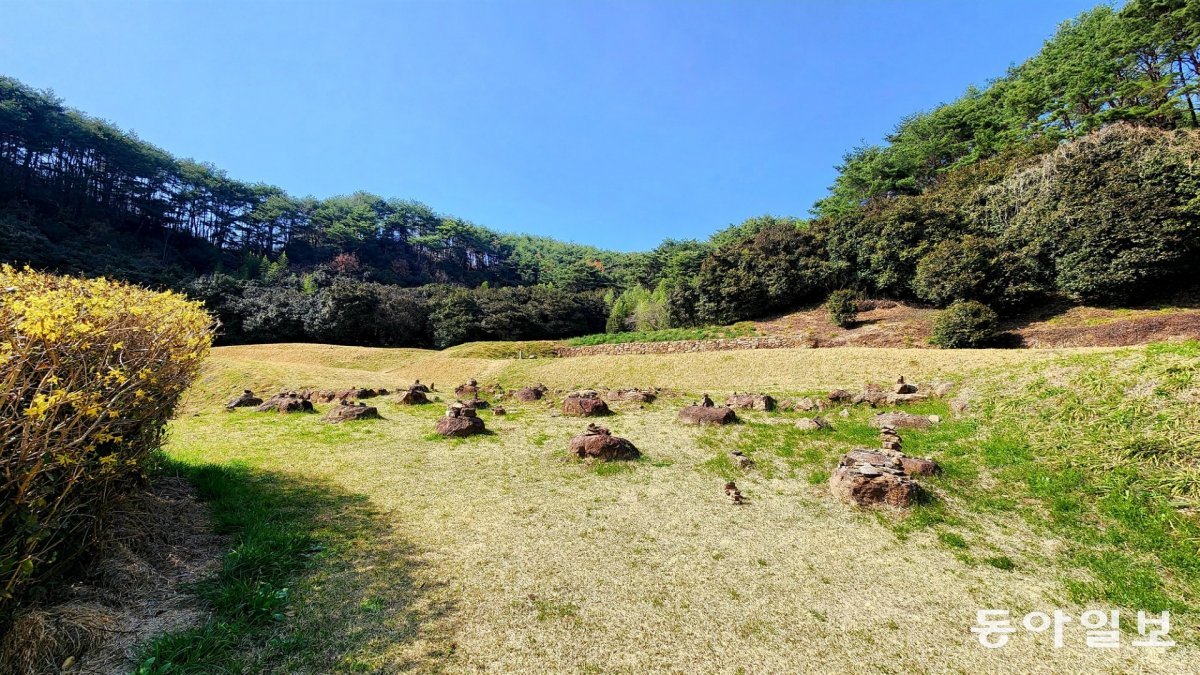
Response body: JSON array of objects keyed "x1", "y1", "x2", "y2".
[
  {"x1": 0, "y1": 73, "x2": 654, "y2": 290},
  {"x1": 3, "y1": 0, "x2": 1200, "y2": 349}
]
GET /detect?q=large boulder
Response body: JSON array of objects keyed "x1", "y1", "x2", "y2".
[
  {"x1": 435, "y1": 404, "x2": 486, "y2": 437},
  {"x1": 255, "y1": 393, "x2": 314, "y2": 414},
  {"x1": 562, "y1": 391, "x2": 610, "y2": 417},
  {"x1": 408, "y1": 380, "x2": 430, "y2": 393},
  {"x1": 678, "y1": 405, "x2": 737, "y2": 425},
  {"x1": 323, "y1": 401, "x2": 380, "y2": 423},
  {"x1": 396, "y1": 388, "x2": 430, "y2": 405},
  {"x1": 725, "y1": 393, "x2": 776, "y2": 411},
  {"x1": 829, "y1": 452, "x2": 918, "y2": 508},
  {"x1": 225, "y1": 389, "x2": 262, "y2": 410},
  {"x1": 869, "y1": 411, "x2": 937, "y2": 429},
  {"x1": 568, "y1": 424, "x2": 640, "y2": 460}
]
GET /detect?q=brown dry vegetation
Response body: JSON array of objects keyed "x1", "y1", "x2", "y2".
[
  {"x1": 154, "y1": 342, "x2": 1198, "y2": 673},
  {"x1": 752, "y1": 299, "x2": 1200, "y2": 349},
  {"x1": 0, "y1": 479, "x2": 224, "y2": 675}
]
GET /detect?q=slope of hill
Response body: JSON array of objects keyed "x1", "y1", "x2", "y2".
[{"x1": 751, "y1": 300, "x2": 1200, "y2": 349}]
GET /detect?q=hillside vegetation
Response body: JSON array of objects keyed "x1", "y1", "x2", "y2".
[
  {"x1": 146, "y1": 341, "x2": 1199, "y2": 672},
  {"x1": 4, "y1": 1, "x2": 1200, "y2": 349}
]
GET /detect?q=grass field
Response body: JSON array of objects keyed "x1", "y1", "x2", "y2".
[{"x1": 155, "y1": 342, "x2": 1199, "y2": 673}]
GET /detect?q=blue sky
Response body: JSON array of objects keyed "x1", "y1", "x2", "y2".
[{"x1": 1, "y1": 0, "x2": 1102, "y2": 251}]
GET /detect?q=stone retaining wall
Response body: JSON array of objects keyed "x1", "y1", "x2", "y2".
[{"x1": 554, "y1": 336, "x2": 816, "y2": 357}]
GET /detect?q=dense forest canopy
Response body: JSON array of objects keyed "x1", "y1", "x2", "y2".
[{"x1": 2, "y1": 0, "x2": 1199, "y2": 347}]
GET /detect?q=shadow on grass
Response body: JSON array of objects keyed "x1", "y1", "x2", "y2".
[{"x1": 137, "y1": 458, "x2": 457, "y2": 673}]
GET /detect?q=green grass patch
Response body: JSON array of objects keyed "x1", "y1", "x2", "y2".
[
  {"x1": 567, "y1": 322, "x2": 757, "y2": 347},
  {"x1": 442, "y1": 340, "x2": 562, "y2": 359},
  {"x1": 983, "y1": 555, "x2": 1016, "y2": 571},
  {"x1": 135, "y1": 457, "x2": 404, "y2": 673}
]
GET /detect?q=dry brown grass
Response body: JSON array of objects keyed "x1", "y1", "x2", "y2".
[
  {"x1": 160, "y1": 343, "x2": 1197, "y2": 673},
  {"x1": 0, "y1": 478, "x2": 224, "y2": 675},
  {"x1": 752, "y1": 298, "x2": 1200, "y2": 349}
]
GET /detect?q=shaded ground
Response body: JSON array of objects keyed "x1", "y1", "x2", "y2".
[
  {"x1": 0, "y1": 479, "x2": 224, "y2": 675},
  {"x1": 157, "y1": 343, "x2": 1197, "y2": 672}
]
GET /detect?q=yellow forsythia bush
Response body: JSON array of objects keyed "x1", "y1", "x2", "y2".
[{"x1": 0, "y1": 267, "x2": 213, "y2": 617}]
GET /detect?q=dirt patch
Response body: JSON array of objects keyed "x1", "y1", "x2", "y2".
[
  {"x1": 1014, "y1": 308, "x2": 1200, "y2": 347},
  {"x1": 0, "y1": 478, "x2": 225, "y2": 675},
  {"x1": 755, "y1": 300, "x2": 1200, "y2": 350},
  {"x1": 754, "y1": 301, "x2": 938, "y2": 348}
]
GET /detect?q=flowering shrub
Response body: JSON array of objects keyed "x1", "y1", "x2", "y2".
[{"x1": 0, "y1": 267, "x2": 212, "y2": 617}]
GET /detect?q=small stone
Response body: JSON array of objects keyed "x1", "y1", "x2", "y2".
[{"x1": 795, "y1": 416, "x2": 831, "y2": 431}]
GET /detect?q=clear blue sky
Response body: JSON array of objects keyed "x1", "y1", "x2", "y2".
[{"x1": 1, "y1": 0, "x2": 1102, "y2": 251}]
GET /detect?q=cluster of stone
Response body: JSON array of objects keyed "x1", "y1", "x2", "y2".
[
  {"x1": 724, "y1": 481, "x2": 745, "y2": 505},
  {"x1": 725, "y1": 393, "x2": 776, "y2": 411},
  {"x1": 829, "y1": 425, "x2": 940, "y2": 507},
  {"x1": 568, "y1": 423, "x2": 640, "y2": 460},
  {"x1": 454, "y1": 379, "x2": 480, "y2": 398},
  {"x1": 435, "y1": 402, "x2": 486, "y2": 437},
  {"x1": 607, "y1": 388, "x2": 657, "y2": 403},
  {"x1": 796, "y1": 377, "x2": 957, "y2": 409},
  {"x1": 396, "y1": 384, "x2": 430, "y2": 405},
  {"x1": 323, "y1": 400, "x2": 380, "y2": 423},
  {"x1": 562, "y1": 390, "x2": 610, "y2": 417},
  {"x1": 254, "y1": 392, "x2": 315, "y2": 414},
  {"x1": 869, "y1": 411, "x2": 939, "y2": 429},
  {"x1": 678, "y1": 394, "x2": 737, "y2": 425},
  {"x1": 225, "y1": 389, "x2": 263, "y2": 410},
  {"x1": 778, "y1": 396, "x2": 830, "y2": 412},
  {"x1": 514, "y1": 384, "x2": 548, "y2": 402},
  {"x1": 461, "y1": 396, "x2": 489, "y2": 410}
]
